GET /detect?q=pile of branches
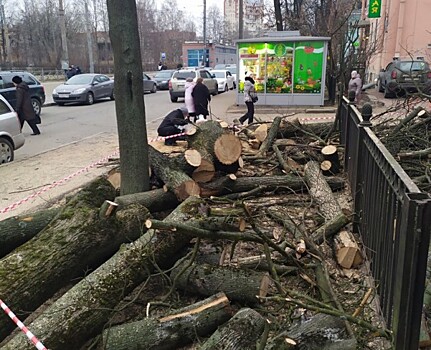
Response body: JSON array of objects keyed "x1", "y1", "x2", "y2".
[
  {"x1": 372, "y1": 99, "x2": 431, "y2": 192},
  {"x1": 0, "y1": 117, "x2": 392, "y2": 350}
]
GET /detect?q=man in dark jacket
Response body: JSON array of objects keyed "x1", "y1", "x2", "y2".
[
  {"x1": 12, "y1": 76, "x2": 40, "y2": 135},
  {"x1": 192, "y1": 77, "x2": 211, "y2": 121},
  {"x1": 157, "y1": 107, "x2": 189, "y2": 145}
]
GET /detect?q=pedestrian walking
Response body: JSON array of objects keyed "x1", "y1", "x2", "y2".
[
  {"x1": 157, "y1": 107, "x2": 190, "y2": 146},
  {"x1": 12, "y1": 76, "x2": 41, "y2": 135},
  {"x1": 192, "y1": 77, "x2": 211, "y2": 121},
  {"x1": 348, "y1": 70, "x2": 362, "y2": 103},
  {"x1": 239, "y1": 76, "x2": 257, "y2": 125},
  {"x1": 184, "y1": 77, "x2": 196, "y2": 120}
]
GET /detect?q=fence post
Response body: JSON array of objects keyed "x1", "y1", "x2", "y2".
[
  {"x1": 352, "y1": 103, "x2": 373, "y2": 231},
  {"x1": 392, "y1": 193, "x2": 431, "y2": 349}
]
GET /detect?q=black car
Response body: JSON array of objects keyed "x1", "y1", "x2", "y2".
[
  {"x1": 377, "y1": 60, "x2": 431, "y2": 97},
  {"x1": 153, "y1": 70, "x2": 175, "y2": 90},
  {"x1": 0, "y1": 71, "x2": 46, "y2": 116}
]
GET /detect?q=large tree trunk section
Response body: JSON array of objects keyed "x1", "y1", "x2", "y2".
[
  {"x1": 214, "y1": 134, "x2": 242, "y2": 165},
  {"x1": 304, "y1": 161, "x2": 342, "y2": 220},
  {"x1": 199, "y1": 308, "x2": 266, "y2": 350},
  {"x1": 100, "y1": 293, "x2": 233, "y2": 350},
  {"x1": 2, "y1": 197, "x2": 204, "y2": 350},
  {"x1": 0, "y1": 207, "x2": 60, "y2": 258},
  {"x1": 170, "y1": 260, "x2": 270, "y2": 305},
  {"x1": 0, "y1": 178, "x2": 154, "y2": 342},
  {"x1": 188, "y1": 120, "x2": 224, "y2": 182},
  {"x1": 148, "y1": 145, "x2": 200, "y2": 200},
  {"x1": 114, "y1": 188, "x2": 179, "y2": 213}
]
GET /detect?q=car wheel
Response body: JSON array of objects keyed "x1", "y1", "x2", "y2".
[
  {"x1": 224, "y1": 84, "x2": 228, "y2": 92},
  {"x1": 31, "y1": 98, "x2": 41, "y2": 116},
  {"x1": 212, "y1": 86, "x2": 218, "y2": 96},
  {"x1": 151, "y1": 84, "x2": 157, "y2": 93},
  {"x1": 86, "y1": 92, "x2": 95, "y2": 105},
  {"x1": 110, "y1": 90, "x2": 115, "y2": 100},
  {"x1": 0, "y1": 137, "x2": 14, "y2": 164},
  {"x1": 170, "y1": 96, "x2": 178, "y2": 102},
  {"x1": 384, "y1": 86, "x2": 394, "y2": 98}
]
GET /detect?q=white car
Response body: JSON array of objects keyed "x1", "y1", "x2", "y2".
[
  {"x1": 211, "y1": 69, "x2": 235, "y2": 92},
  {"x1": 0, "y1": 94, "x2": 25, "y2": 164}
]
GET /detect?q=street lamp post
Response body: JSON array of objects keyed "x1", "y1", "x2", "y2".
[
  {"x1": 59, "y1": 0, "x2": 69, "y2": 71},
  {"x1": 203, "y1": 0, "x2": 206, "y2": 67}
]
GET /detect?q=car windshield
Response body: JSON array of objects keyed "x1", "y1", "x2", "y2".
[
  {"x1": 213, "y1": 72, "x2": 226, "y2": 78},
  {"x1": 155, "y1": 72, "x2": 173, "y2": 78},
  {"x1": 66, "y1": 75, "x2": 94, "y2": 85},
  {"x1": 173, "y1": 71, "x2": 196, "y2": 80},
  {"x1": 399, "y1": 61, "x2": 429, "y2": 72}
]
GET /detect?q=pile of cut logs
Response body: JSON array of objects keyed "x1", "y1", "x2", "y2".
[{"x1": 0, "y1": 117, "x2": 391, "y2": 350}]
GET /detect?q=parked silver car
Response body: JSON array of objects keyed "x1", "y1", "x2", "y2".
[
  {"x1": 0, "y1": 94, "x2": 25, "y2": 164},
  {"x1": 143, "y1": 73, "x2": 158, "y2": 93},
  {"x1": 52, "y1": 74, "x2": 115, "y2": 105},
  {"x1": 169, "y1": 69, "x2": 218, "y2": 102}
]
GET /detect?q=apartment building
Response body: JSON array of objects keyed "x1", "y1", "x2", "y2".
[
  {"x1": 363, "y1": 0, "x2": 431, "y2": 82},
  {"x1": 224, "y1": 0, "x2": 264, "y2": 37}
]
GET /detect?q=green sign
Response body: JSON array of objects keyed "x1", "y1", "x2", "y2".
[{"x1": 368, "y1": 0, "x2": 381, "y2": 18}]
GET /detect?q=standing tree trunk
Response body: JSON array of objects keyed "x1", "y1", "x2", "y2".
[
  {"x1": 274, "y1": 0, "x2": 283, "y2": 31},
  {"x1": 107, "y1": 0, "x2": 150, "y2": 195}
]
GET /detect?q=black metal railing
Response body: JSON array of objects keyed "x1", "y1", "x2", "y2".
[{"x1": 339, "y1": 96, "x2": 431, "y2": 350}]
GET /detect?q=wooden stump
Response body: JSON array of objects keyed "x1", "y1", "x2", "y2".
[
  {"x1": 214, "y1": 134, "x2": 242, "y2": 165},
  {"x1": 321, "y1": 145, "x2": 340, "y2": 175},
  {"x1": 334, "y1": 231, "x2": 363, "y2": 269}
]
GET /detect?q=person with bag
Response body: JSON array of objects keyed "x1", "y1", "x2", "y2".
[
  {"x1": 12, "y1": 76, "x2": 41, "y2": 135},
  {"x1": 239, "y1": 76, "x2": 256, "y2": 125}
]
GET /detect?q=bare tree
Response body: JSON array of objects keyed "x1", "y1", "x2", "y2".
[
  {"x1": 206, "y1": 5, "x2": 224, "y2": 43},
  {"x1": 107, "y1": 0, "x2": 150, "y2": 195}
]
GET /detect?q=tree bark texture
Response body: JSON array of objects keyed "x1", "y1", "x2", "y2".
[
  {"x1": 148, "y1": 145, "x2": 200, "y2": 200},
  {"x1": 2, "y1": 196, "x2": 204, "y2": 350},
  {"x1": 304, "y1": 161, "x2": 342, "y2": 220},
  {"x1": 0, "y1": 177, "x2": 125, "y2": 342},
  {"x1": 107, "y1": 0, "x2": 150, "y2": 195},
  {"x1": 0, "y1": 207, "x2": 60, "y2": 258},
  {"x1": 258, "y1": 116, "x2": 282, "y2": 155},
  {"x1": 170, "y1": 260, "x2": 270, "y2": 305},
  {"x1": 115, "y1": 188, "x2": 179, "y2": 213},
  {"x1": 199, "y1": 308, "x2": 266, "y2": 350},
  {"x1": 100, "y1": 293, "x2": 233, "y2": 350}
]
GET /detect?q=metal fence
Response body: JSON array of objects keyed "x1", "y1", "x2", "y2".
[{"x1": 339, "y1": 96, "x2": 431, "y2": 350}]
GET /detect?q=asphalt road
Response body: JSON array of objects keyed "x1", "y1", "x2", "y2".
[{"x1": 15, "y1": 88, "x2": 236, "y2": 161}]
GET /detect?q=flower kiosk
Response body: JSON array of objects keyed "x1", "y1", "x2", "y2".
[{"x1": 236, "y1": 34, "x2": 330, "y2": 106}]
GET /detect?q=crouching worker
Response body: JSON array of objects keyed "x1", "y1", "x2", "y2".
[{"x1": 157, "y1": 107, "x2": 189, "y2": 146}]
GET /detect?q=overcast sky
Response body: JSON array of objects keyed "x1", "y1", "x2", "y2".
[{"x1": 163, "y1": 0, "x2": 223, "y2": 22}]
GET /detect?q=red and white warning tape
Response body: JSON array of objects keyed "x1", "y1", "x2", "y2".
[
  {"x1": 147, "y1": 131, "x2": 188, "y2": 143},
  {"x1": 299, "y1": 116, "x2": 335, "y2": 122},
  {"x1": 0, "y1": 150, "x2": 119, "y2": 214},
  {"x1": 0, "y1": 299, "x2": 47, "y2": 350},
  {"x1": 0, "y1": 132, "x2": 191, "y2": 215}
]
